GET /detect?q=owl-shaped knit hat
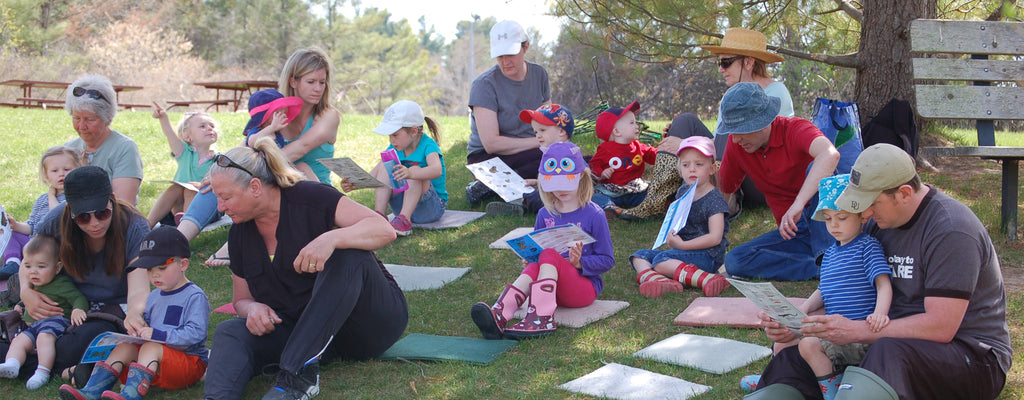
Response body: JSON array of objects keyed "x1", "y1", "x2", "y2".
[{"x1": 538, "y1": 142, "x2": 587, "y2": 192}]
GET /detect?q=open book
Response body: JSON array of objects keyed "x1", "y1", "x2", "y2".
[
  {"x1": 466, "y1": 158, "x2": 534, "y2": 202},
  {"x1": 652, "y1": 181, "x2": 697, "y2": 249},
  {"x1": 505, "y1": 224, "x2": 595, "y2": 263},
  {"x1": 81, "y1": 332, "x2": 165, "y2": 363},
  {"x1": 319, "y1": 157, "x2": 387, "y2": 190},
  {"x1": 726, "y1": 278, "x2": 808, "y2": 332}
]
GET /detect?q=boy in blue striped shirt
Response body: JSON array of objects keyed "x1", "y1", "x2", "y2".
[{"x1": 775, "y1": 174, "x2": 893, "y2": 400}]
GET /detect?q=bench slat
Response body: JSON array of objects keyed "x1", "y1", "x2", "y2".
[
  {"x1": 911, "y1": 19, "x2": 1024, "y2": 55},
  {"x1": 913, "y1": 58, "x2": 1024, "y2": 81},
  {"x1": 914, "y1": 85, "x2": 1024, "y2": 120},
  {"x1": 920, "y1": 146, "x2": 1024, "y2": 158}
]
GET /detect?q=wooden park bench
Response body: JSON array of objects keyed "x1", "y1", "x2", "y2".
[{"x1": 911, "y1": 19, "x2": 1024, "y2": 239}]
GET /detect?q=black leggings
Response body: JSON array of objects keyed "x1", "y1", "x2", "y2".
[{"x1": 203, "y1": 249, "x2": 408, "y2": 400}]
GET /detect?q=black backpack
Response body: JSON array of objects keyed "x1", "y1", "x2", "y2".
[{"x1": 862, "y1": 98, "x2": 919, "y2": 158}]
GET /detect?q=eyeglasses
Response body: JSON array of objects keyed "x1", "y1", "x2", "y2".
[
  {"x1": 72, "y1": 87, "x2": 110, "y2": 104},
  {"x1": 718, "y1": 55, "x2": 744, "y2": 69},
  {"x1": 74, "y1": 208, "x2": 112, "y2": 225},
  {"x1": 213, "y1": 154, "x2": 255, "y2": 176}
]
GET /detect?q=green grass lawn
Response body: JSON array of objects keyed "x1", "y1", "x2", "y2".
[{"x1": 0, "y1": 108, "x2": 1020, "y2": 399}]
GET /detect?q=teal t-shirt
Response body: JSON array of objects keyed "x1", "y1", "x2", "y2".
[
  {"x1": 173, "y1": 142, "x2": 214, "y2": 183},
  {"x1": 388, "y1": 135, "x2": 447, "y2": 202},
  {"x1": 284, "y1": 116, "x2": 334, "y2": 184}
]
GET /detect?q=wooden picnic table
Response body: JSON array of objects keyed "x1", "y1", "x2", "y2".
[
  {"x1": 0, "y1": 79, "x2": 145, "y2": 110},
  {"x1": 190, "y1": 80, "x2": 278, "y2": 112}
]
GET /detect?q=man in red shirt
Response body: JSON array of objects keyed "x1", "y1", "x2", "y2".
[{"x1": 717, "y1": 83, "x2": 839, "y2": 280}]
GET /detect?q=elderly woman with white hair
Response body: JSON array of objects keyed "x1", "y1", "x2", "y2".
[{"x1": 63, "y1": 75, "x2": 144, "y2": 205}]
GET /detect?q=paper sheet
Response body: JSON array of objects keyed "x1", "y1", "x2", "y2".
[
  {"x1": 466, "y1": 158, "x2": 534, "y2": 202},
  {"x1": 726, "y1": 278, "x2": 808, "y2": 331},
  {"x1": 319, "y1": 157, "x2": 387, "y2": 189},
  {"x1": 653, "y1": 181, "x2": 697, "y2": 249}
]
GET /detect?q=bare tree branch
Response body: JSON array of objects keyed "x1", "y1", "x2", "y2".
[{"x1": 833, "y1": 0, "x2": 864, "y2": 22}]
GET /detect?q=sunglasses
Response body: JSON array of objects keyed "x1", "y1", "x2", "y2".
[
  {"x1": 74, "y1": 208, "x2": 112, "y2": 225},
  {"x1": 213, "y1": 154, "x2": 255, "y2": 176},
  {"x1": 718, "y1": 55, "x2": 744, "y2": 69},
  {"x1": 72, "y1": 87, "x2": 110, "y2": 104}
]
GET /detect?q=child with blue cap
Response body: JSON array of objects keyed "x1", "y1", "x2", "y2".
[{"x1": 740, "y1": 174, "x2": 892, "y2": 399}]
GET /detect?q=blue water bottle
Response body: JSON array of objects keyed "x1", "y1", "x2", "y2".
[{"x1": 381, "y1": 148, "x2": 408, "y2": 193}]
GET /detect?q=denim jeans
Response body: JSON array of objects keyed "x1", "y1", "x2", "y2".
[
  {"x1": 592, "y1": 190, "x2": 647, "y2": 209},
  {"x1": 631, "y1": 248, "x2": 721, "y2": 273},
  {"x1": 179, "y1": 190, "x2": 224, "y2": 228},
  {"x1": 724, "y1": 196, "x2": 832, "y2": 281},
  {"x1": 388, "y1": 186, "x2": 446, "y2": 224}
]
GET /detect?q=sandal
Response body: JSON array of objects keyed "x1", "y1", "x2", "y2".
[
  {"x1": 204, "y1": 242, "x2": 230, "y2": 267},
  {"x1": 60, "y1": 363, "x2": 94, "y2": 389}
]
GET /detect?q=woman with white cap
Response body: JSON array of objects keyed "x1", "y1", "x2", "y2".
[
  {"x1": 619, "y1": 28, "x2": 792, "y2": 220},
  {"x1": 465, "y1": 20, "x2": 551, "y2": 213}
]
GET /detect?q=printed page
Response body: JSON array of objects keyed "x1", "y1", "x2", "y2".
[
  {"x1": 149, "y1": 180, "x2": 200, "y2": 192},
  {"x1": 726, "y1": 278, "x2": 808, "y2": 331},
  {"x1": 319, "y1": 158, "x2": 387, "y2": 190},
  {"x1": 466, "y1": 158, "x2": 534, "y2": 202}
]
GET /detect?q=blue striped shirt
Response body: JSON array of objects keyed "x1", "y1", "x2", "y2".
[{"x1": 818, "y1": 233, "x2": 891, "y2": 320}]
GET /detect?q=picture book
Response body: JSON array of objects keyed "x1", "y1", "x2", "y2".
[
  {"x1": 505, "y1": 224, "x2": 595, "y2": 263},
  {"x1": 81, "y1": 332, "x2": 165, "y2": 363},
  {"x1": 652, "y1": 181, "x2": 697, "y2": 249}
]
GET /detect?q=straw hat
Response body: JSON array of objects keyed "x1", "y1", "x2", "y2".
[{"x1": 700, "y1": 28, "x2": 785, "y2": 64}]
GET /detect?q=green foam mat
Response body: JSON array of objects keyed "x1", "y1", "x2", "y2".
[{"x1": 379, "y1": 333, "x2": 518, "y2": 365}]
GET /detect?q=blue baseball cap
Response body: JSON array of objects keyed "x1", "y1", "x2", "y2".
[
  {"x1": 715, "y1": 82, "x2": 781, "y2": 136},
  {"x1": 519, "y1": 104, "x2": 575, "y2": 138}
]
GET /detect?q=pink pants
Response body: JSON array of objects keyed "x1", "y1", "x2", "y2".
[{"x1": 521, "y1": 248, "x2": 597, "y2": 308}]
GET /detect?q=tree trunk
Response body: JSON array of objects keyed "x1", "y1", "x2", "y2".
[{"x1": 856, "y1": 0, "x2": 937, "y2": 124}]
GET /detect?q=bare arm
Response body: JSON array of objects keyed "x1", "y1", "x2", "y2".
[
  {"x1": 399, "y1": 152, "x2": 442, "y2": 181},
  {"x1": 779, "y1": 136, "x2": 839, "y2": 238},
  {"x1": 667, "y1": 212, "x2": 726, "y2": 250},
  {"x1": 122, "y1": 267, "x2": 150, "y2": 335},
  {"x1": 231, "y1": 273, "x2": 281, "y2": 336},
  {"x1": 802, "y1": 296, "x2": 968, "y2": 345},
  {"x1": 292, "y1": 196, "x2": 397, "y2": 273},
  {"x1": 152, "y1": 102, "x2": 184, "y2": 157},
  {"x1": 473, "y1": 106, "x2": 540, "y2": 155},
  {"x1": 111, "y1": 178, "x2": 141, "y2": 206},
  {"x1": 245, "y1": 110, "x2": 290, "y2": 147},
  {"x1": 280, "y1": 108, "x2": 340, "y2": 162}
]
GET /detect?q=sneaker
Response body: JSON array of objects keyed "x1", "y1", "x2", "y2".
[
  {"x1": 739, "y1": 374, "x2": 761, "y2": 392},
  {"x1": 486, "y1": 201, "x2": 524, "y2": 217},
  {"x1": 262, "y1": 363, "x2": 320, "y2": 400},
  {"x1": 465, "y1": 181, "x2": 495, "y2": 207},
  {"x1": 390, "y1": 214, "x2": 412, "y2": 236}
]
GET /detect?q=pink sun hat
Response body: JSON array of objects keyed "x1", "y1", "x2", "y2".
[{"x1": 250, "y1": 96, "x2": 303, "y2": 128}]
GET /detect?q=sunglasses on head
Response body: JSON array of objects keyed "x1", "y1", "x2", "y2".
[
  {"x1": 718, "y1": 55, "x2": 744, "y2": 69},
  {"x1": 213, "y1": 154, "x2": 255, "y2": 176},
  {"x1": 72, "y1": 87, "x2": 110, "y2": 104},
  {"x1": 74, "y1": 208, "x2": 112, "y2": 225}
]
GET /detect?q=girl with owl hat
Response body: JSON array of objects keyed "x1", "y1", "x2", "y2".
[{"x1": 471, "y1": 142, "x2": 614, "y2": 340}]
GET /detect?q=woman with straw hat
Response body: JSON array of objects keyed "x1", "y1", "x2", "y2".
[{"x1": 616, "y1": 27, "x2": 792, "y2": 221}]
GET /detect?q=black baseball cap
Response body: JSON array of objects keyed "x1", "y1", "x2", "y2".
[
  {"x1": 127, "y1": 226, "x2": 192, "y2": 271},
  {"x1": 63, "y1": 166, "x2": 112, "y2": 217}
]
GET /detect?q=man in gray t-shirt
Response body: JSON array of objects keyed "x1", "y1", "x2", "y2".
[
  {"x1": 752, "y1": 144, "x2": 1011, "y2": 399},
  {"x1": 465, "y1": 20, "x2": 550, "y2": 207}
]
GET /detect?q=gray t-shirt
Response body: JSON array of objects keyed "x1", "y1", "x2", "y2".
[
  {"x1": 66, "y1": 130, "x2": 144, "y2": 181},
  {"x1": 865, "y1": 187, "x2": 1011, "y2": 373},
  {"x1": 37, "y1": 202, "x2": 150, "y2": 304},
  {"x1": 467, "y1": 62, "x2": 550, "y2": 154}
]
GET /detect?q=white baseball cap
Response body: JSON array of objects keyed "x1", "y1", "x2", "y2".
[
  {"x1": 373, "y1": 100, "x2": 425, "y2": 135},
  {"x1": 490, "y1": 20, "x2": 529, "y2": 58}
]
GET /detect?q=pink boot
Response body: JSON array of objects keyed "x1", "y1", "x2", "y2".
[
  {"x1": 504, "y1": 279, "x2": 557, "y2": 340},
  {"x1": 471, "y1": 284, "x2": 525, "y2": 340}
]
